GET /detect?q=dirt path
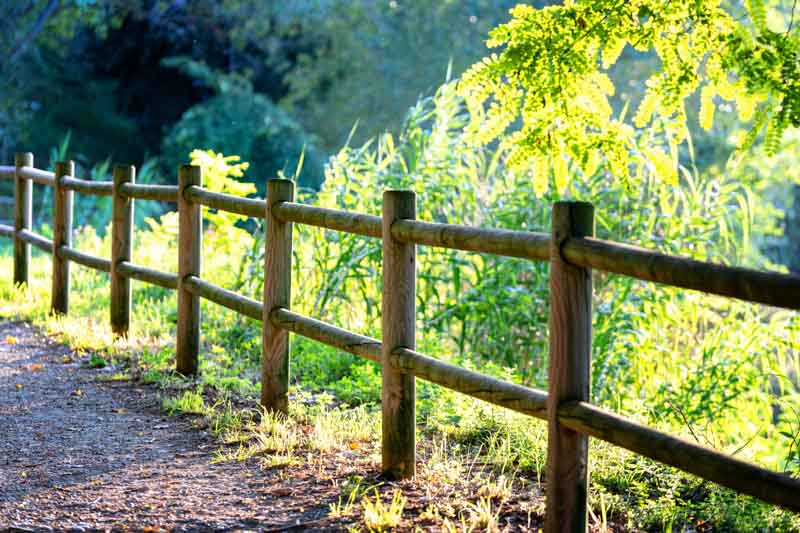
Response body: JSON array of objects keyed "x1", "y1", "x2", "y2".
[{"x1": 0, "y1": 320, "x2": 352, "y2": 532}]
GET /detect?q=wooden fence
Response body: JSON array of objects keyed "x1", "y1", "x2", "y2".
[{"x1": 1, "y1": 153, "x2": 799, "y2": 531}]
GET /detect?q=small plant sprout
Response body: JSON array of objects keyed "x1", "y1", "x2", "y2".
[
  {"x1": 162, "y1": 390, "x2": 206, "y2": 415},
  {"x1": 361, "y1": 489, "x2": 406, "y2": 532},
  {"x1": 465, "y1": 497, "x2": 502, "y2": 531}
]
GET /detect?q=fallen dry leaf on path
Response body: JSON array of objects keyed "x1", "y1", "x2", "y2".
[{"x1": 5, "y1": 335, "x2": 18, "y2": 344}]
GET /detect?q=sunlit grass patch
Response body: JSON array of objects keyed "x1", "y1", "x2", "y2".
[
  {"x1": 162, "y1": 389, "x2": 207, "y2": 415},
  {"x1": 361, "y1": 489, "x2": 406, "y2": 532}
]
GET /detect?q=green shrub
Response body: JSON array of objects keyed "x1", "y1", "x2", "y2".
[{"x1": 159, "y1": 60, "x2": 325, "y2": 191}]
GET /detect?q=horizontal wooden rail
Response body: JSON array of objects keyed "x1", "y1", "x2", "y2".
[
  {"x1": 18, "y1": 166, "x2": 55, "y2": 186},
  {"x1": 273, "y1": 202, "x2": 382, "y2": 239},
  {"x1": 558, "y1": 401, "x2": 800, "y2": 513},
  {"x1": 18, "y1": 229, "x2": 52, "y2": 253},
  {"x1": 60, "y1": 176, "x2": 113, "y2": 196},
  {"x1": 270, "y1": 307, "x2": 381, "y2": 362},
  {"x1": 0, "y1": 166, "x2": 14, "y2": 180},
  {"x1": 392, "y1": 347, "x2": 548, "y2": 420},
  {"x1": 56, "y1": 246, "x2": 111, "y2": 273},
  {"x1": 116, "y1": 261, "x2": 178, "y2": 290},
  {"x1": 183, "y1": 275, "x2": 262, "y2": 320},
  {"x1": 184, "y1": 186, "x2": 266, "y2": 219},
  {"x1": 0, "y1": 224, "x2": 14, "y2": 238},
  {"x1": 269, "y1": 308, "x2": 547, "y2": 419},
  {"x1": 564, "y1": 237, "x2": 800, "y2": 310},
  {"x1": 392, "y1": 219, "x2": 550, "y2": 261},
  {"x1": 118, "y1": 183, "x2": 178, "y2": 202}
]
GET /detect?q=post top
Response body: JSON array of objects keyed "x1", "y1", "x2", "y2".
[
  {"x1": 54, "y1": 160, "x2": 75, "y2": 174},
  {"x1": 552, "y1": 200, "x2": 594, "y2": 209},
  {"x1": 14, "y1": 152, "x2": 33, "y2": 166},
  {"x1": 383, "y1": 189, "x2": 416, "y2": 198}
]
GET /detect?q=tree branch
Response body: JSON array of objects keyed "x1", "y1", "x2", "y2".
[{"x1": 9, "y1": 0, "x2": 61, "y2": 64}]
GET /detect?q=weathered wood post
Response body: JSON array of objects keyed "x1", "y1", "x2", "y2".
[
  {"x1": 261, "y1": 179, "x2": 295, "y2": 413},
  {"x1": 13, "y1": 152, "x2": 32, "y2": 287},
  {"x1": 110, "y1": 165, "x2": 135, "y2": 335},
  {"x1": 381, "y1": 190, "x2": 416, "y2": 479},
  {"x1": 51, "y1": 160, "x2": 74, "y2": 315},
  {"x1": 177, "y1": 165, "x2": 202, "y2": 375},
  {"x1": 545, "y1": 201, "x2": 594, "y2": 533}
]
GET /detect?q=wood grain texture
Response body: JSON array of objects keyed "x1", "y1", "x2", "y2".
[
  {"x1": 118, "y1": 183, "x2": 178, "y2": 202},
  {"x1": 18, "y1": 229, "x2": 52, "y2": 252},
  {"x1": 558, "y1": 401, "x2": 800, "y2": 513},
  {"x1": 261, "y1": 179, "x2": 295, "y2": 412},
  {"x1": 391, "y1": 219, "x2": 550, "y2": 262},
  {"x1": 270, "y1": 307, "x2": 381, "y2": 363},
  {"x1": 391, "y1": 348, "x2": 547, "y2": 420},
  {"x1": 545, "y1": 201, "x2": 594, "y2": 533},
  {"x1": 183, "y1": 275, "x2": 262, "y2": 321},
  {"x1": 563, "y1": 237, "x2": 800, "y2": 310},
  {"x1": 116, "y1": 261, "x2": 178, "y2": 290},
  {"x1": 272, "y1": 201, "x2": 381, "y2": 239},
  {"x1": 268, "y1": 308, "x2": 548, "y2": 420},
  {"x1": 177, "y1": 165, "x2": 202, "y2": 376},
  {"x1": 56, "y1": 246, "x2": 111, "y2": 272},
  {"x1": 14, "y1": 153, "x2": 33, "y2": 286},
  {"x1": 381, "y1": 190, "x2": 416, "y2": 479},
  {"x1": 51, "y1": 161, "x2": 74, "y2": 315},
  {"x1": 110, "y1": 165, "x2": 135, "y2": 336}
]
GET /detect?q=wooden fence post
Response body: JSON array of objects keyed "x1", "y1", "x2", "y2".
[
  {"x1": 545, "y1": 201, "x2": 594, "y2": 533},
  {"x1": 51, "y1": 160, "x2": 74, "y2": 315},
  {"x1": 261, "y1": 178, "x2": 295, "y2": 413},
  {"x1": 177, "y1": 165, "x2": 202, "y2": 376},
  {"x1": 110, "y1": 165, "x2": 135, "y2": 335},
  {"x1": 13, "y1": 152, "x2": 32, "y2": 287},
  {"x1": 381, "y1": 190, "x2": 416, "y2": 479}
]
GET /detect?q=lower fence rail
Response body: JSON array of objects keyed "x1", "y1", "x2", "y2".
[
  {"x1": 269, "y1": 306, "x2": 800, "y2": 512},
  {"x1": 116, "y1": 261, "x2": 178, "y2": 290},
  {"x1": 18, "y1": 229, "x2": 53, "y2": 253},
  {"x1": 183, "y1": 275, "x2": 262, "y2": 320},
  {"x1": 57, "y1": 246, "x2": 111, "y2": 273},
  {"x1": 558, "y1": 401, "x2": 800, "y2": 513},
  {"x1": 270, "y1": 307, "x2": 381, "y2": 362},
  {"x1": 391, "y1": 347, "x2": 548, "y2": 420},
  {"x1": 0, "y1": 166, "x2": 15, "y2": 180}
]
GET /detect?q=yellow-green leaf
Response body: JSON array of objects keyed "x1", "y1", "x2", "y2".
[
  {"x1": 553, "y1": 153, "x2": 569, "y2": 194},
  {"x1": 532, "y1": 156, "x2": 549, "y2": 198},
  {"x1": 699, "y1": 84, "x2": 716, "y2": 131}
]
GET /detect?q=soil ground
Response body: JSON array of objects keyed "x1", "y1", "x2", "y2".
[{"x1": 0, "y1": 319, "x2": 545, "y2": 532}]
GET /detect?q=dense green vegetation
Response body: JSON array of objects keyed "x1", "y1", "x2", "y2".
[{"x1": 2, "y1": 0, "x2": 800, "y2": 530}]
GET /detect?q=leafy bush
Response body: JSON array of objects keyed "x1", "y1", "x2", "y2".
[{"x1": 160, "y1": 57, "x2": 325, "y2": 191}]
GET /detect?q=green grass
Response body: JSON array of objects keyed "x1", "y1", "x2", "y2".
[{"x1": 0, "y1": 246, "x2": 798, "y2": 531}]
